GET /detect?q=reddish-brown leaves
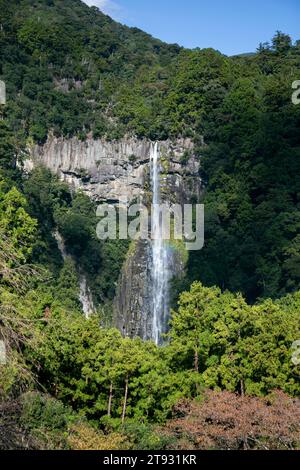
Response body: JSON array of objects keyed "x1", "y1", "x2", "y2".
[{"x1": 165, "y1": 390, "x2": 300, "y2": 450}]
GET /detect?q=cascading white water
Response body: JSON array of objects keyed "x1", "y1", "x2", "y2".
[
  {"x1": 79, "y1": 276, "x2": 94, "y2": 319},
  {"x1": 150, "y1": 143, "x2": 171, "y2": 345},
  {"x1": 54, "y1": 230, "x2": 95, "y2": 319},
  {"x1": 54, "y1": 230, "x2": 67, "y2": 260}
]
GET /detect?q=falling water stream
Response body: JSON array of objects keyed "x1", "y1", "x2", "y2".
[
  {"x1": 54, "y1": 143, "x2": 171, "y2": 334},
  {"x1": 150, "y1": 143, "x2": 171, "y2": 345},
  {"x1": 54, "y1": 230, "x2": 95, "y2": 319},
  {"x1": 78, "y1": 276, "x2": 95, "y2": 319}
]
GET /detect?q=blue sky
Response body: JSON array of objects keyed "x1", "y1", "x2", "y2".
[{"x1": 83, "y1": 0, "x2": 300, "y2": 56}]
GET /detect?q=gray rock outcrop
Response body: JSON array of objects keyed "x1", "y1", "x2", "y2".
[{"x1": 26, "y1": 135, "x2": 201, "y2": 203}]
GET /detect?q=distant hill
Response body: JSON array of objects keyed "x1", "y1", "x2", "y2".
[
  {"x1": 1, "y1": 1, "x2": 299, "y2": 146},
  {"x1": 231, "y1": 52, "x2": 256, "y2": 57}
]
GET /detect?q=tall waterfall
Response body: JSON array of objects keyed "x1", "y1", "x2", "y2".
[{"x1": 150, "y1": 143, "x2": 171, "y2": 345}]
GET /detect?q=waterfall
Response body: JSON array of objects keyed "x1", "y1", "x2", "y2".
[
  {"x1": 150, "y1": 143, "x2": 171, "y2": 345},
  {"x1": 79, "y1": 276, "x2": 94, "y2": 319},
  {"x1": 54, "y1": 230, "x2": 67, "y2": 260},
  {"x1": 54, "y1": 230, "x2": 95, "y2": 319}
]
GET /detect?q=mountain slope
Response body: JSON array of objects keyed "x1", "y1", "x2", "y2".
[
  {"x1": 1, "y1": 1, "x2": 300, "y2": 301},
  {"x1": 0, "y1": 0, "x2": 181, "y2": 142}
]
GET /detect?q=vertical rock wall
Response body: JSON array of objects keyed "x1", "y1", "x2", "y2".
[{"x1": 26, "y1": 135, "x2": 203, "y2": 338}]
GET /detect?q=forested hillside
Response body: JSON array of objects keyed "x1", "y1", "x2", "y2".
[
  {"x1": 1, "y1": 0, "x2": 180, "y2": 142},
  {"x1": 0, "y1": 0, "x2": 299, "y2": 450}
]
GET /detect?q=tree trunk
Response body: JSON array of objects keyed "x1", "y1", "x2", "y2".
[
  {"x1": 243, "y1": 436, "x2": 249, "y2": 450},
  {"x1": 122, "y1": 376, "x2": 129, "y2": 424},
  {"x1": 240, "y1": 378, "x2": 245, "y2": 397},
  {"x1": 107, "y1": 382, "x2": 113, "y2": 417},
  {"x1": 194, "y1": 348, "x2": 199, "y2": 373}
]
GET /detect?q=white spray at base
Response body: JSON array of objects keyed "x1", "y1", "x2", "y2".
[
  {"x1": 150, "y1": 142, "x2": 171, "y2": 345},
  {"x1": 54, "y1": 230, "x2": 95, "y2": 319}
]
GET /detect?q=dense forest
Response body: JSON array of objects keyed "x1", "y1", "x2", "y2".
[{"x1": 0, "y1": 0, "x2": 299, "y2": 450}]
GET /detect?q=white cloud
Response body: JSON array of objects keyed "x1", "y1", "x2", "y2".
[{"x1": 83, "y1": 0, "x2": 122, "y2": 19}]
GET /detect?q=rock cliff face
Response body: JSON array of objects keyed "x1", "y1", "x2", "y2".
[
  {"x1": 26, "y1": 135, "x2": 201, "y2": 203},
  {"x1": 26, "y1": 135, "x2": 203, "y2": 339},
  {"x1": 113, "y1": 238, "x2": 187, "y2": 340},
  {"x1": 114, "y1": 240, "x2": 153, "y2": 339}
]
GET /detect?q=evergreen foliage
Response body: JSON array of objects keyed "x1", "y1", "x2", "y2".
[{"x1": 0, "y1": 0, "x2": 299, "y2": 450}]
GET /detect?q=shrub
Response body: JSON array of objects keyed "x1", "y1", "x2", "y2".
[
  {"x1": 68, "y1": 423, "x2": 130, "y2": 450},
  {"x1": 165, "y1": 390, "x2": 300, "y2": 450}
]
